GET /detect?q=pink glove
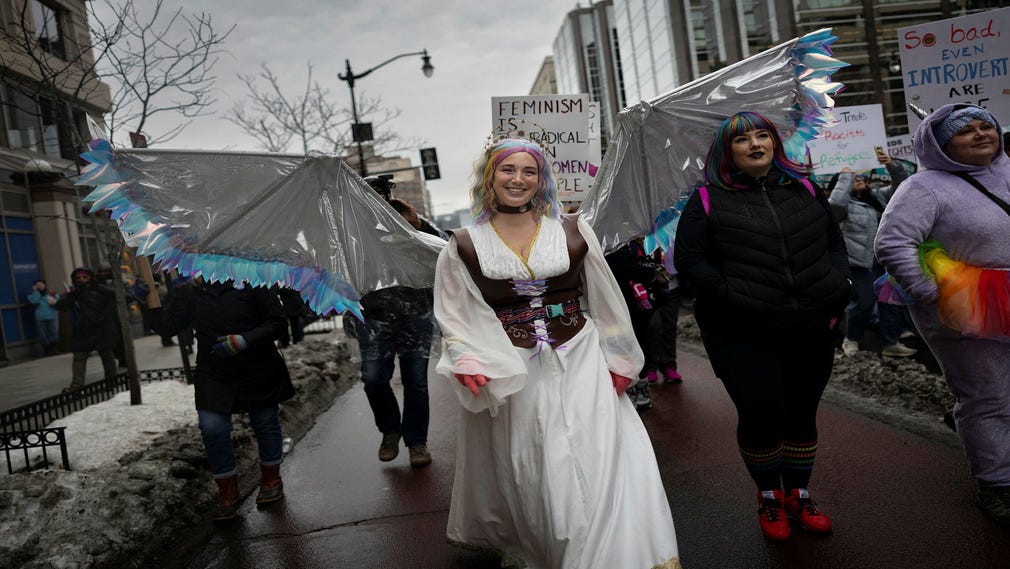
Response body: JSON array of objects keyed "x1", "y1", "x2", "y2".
[
  {"x1": 610, "y1": 372, "x2": 633, "y2": 396},
  {"x1": 455, "y1": 373, "x2": 490, "y2": 397}
]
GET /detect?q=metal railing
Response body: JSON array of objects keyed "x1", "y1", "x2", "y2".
[
  {"x1": 0, "y1": 368, "x2": 188, "y2": 435},
  {"x1": 2, "y1": 427, "x2": 69, "y2": 474}
]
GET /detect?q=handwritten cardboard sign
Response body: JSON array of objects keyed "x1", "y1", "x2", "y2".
[
  {"x1": 807, "y1": 104, "x2": 888, "y2": 174},
  {"x1": 492, "y1": 94, "x2": 599, "y2": 201},
  {"x1": 885, "y1": 134, "x2": 918, "y2": 167},
  {"x1": 898, "y1": 7, "x2": 1010, "y2": 130}
]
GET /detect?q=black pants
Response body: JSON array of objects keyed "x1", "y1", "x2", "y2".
[{"x1": 702, "y1": 331, "x2": 834, "y2": 491}]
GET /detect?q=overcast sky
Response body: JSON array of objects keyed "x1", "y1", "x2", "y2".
[{"x1": 90, "y1": 0, "x2": 578, "y2": 216}]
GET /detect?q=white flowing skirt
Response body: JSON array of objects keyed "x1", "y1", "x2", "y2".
[{"x1": 446, "y1": 319, "x2": 681, "y2": 569}]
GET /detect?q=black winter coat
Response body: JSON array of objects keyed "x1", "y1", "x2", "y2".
[
  {"x1": 56, "y1": 282, "x2": 118, "y2": 352},
  {"x1": 161, "y1": 281, "x2": 293, "y2": 413},
  {"x1": 674, "y1": 172, "x2": 851, "y2": 338}
]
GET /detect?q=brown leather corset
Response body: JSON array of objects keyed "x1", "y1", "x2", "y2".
[{"x1": 452, "y1": 215, "x2": 589, "y2": 349}]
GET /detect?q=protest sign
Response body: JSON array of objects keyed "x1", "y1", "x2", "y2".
[
  {"x1": 807, "y1": 104, "x2": 888, "y2": 174},
  {"x1": 492, "y1": 94, "x2": 599, "y2": 201},
  {"x1": 885, "y1": 134, "x2": 917, "y2": 167},
  {"x1": 898, "y1": 7, "x2": 1010, "y2": 129}
]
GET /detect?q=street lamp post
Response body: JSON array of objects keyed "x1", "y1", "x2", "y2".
[{"x1": 338, "y1": 49, "x2": 434, "y2": 177}]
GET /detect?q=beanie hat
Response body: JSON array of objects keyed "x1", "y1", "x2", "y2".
[
  {"x1": 70, "y1": 267, "x2": 94, "y2": 279},
  {"x1": 933, "y1": 106, "x2": 998, "y2": 148}
]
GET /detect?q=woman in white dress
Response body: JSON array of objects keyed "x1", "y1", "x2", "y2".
[{"x1": 434, "y1": 138, "x2": 681, "y2": 569}]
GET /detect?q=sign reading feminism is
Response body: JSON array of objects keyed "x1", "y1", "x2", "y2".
[{"x1": 491, "y1": 94, "x2": 600, "y2": 200}]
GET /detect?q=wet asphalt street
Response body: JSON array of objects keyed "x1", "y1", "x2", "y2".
[{"x1": 185, "y1": 340, "x2": 1010, "y2": 569}]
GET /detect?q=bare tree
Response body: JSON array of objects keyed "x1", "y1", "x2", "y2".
[
  {"x1": 0, "y1": 0, "x2": 231, "y2": 404},
  {"x1": 226, "y1": 62, "x2": 420, "y2": 156},
  {"x1": 89, "y1": 0, "x2": 233, "y2": 146}
]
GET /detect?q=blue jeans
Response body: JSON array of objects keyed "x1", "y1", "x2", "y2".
[
  {"x1": 847, "y1": 263, "x2": 909, "y2": 344},
  {"x1": 357, "y1": 312, "x2": 432, "y2": 447},
  {"x1": 36, "y1": 318, "x2": 59, "y2": 347},
  {"x1": 197, "y1": 406, "x2": 283, "y2": 478}
]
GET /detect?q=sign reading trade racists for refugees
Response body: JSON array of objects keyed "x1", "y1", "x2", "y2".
[
  {"x1": 807, "y1": 104, "x2": 888, "y2": 175},
  {"x1": 492, "y1": 94, "x2": 599, "y2": 201},
  {"x1": 898, "y1": 7, "x2": 1010, "y2": 130}
]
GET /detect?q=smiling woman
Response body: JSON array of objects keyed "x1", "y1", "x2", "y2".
[
  {"x1": 433, "y1": 137, "x2": 682, "y2": 568},
  {"x1": 874, "y1": 103, "x2": 1010, "y2": 527},
  {"x1": 940, "y1": 115, "x2": 1001, "y2": 167}
]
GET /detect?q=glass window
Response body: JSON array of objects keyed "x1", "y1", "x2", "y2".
[
  {"x1": 31, "y1": 0, "x2": 66, "y2": 60},
  {"x1": 10, "y1": 233, "x2": 40, "y2": 299},
  {"x1": 2, "y1": 308, "x2": 21, "y2": 343},
  {"x1": 39, "y1": 96, "x2": 73, "y2": 159},
  {"x1": 0, "y1": 237, "x2": 9, "y2": 304},
  {"x1": 4, "y1": 84, "x2": 43, "y2": 153},
  {"x1": 2, "y1": 192, "x2": 31, "y2": 215},
  {"x1": 3, "y1": 215, "x2": 33, "y2": 230}
]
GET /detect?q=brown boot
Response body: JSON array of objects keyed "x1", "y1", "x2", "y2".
[
  {"x1": 256, "y1": 464, "x2": 284, "y2": 506},
  {"x1": 212, "y1": 475, "x2": 239, "y2": 524}
]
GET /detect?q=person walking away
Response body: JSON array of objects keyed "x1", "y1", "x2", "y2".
[
  {"x1": 134, "y1": 276, "x2": 176, "y2": 346},
  {"x1": 648, "y1": 249, "x2": 684, "y2": 384},
  {"x1": 55, "y1": 267, "x2": 119, "y2": 392},
  {"x1": 675, "y1": 112, "x2": 850, "y2": 541},
  {"x1": 355, "y1": 177, "x2": 446, "y2": 468},
  {"x1": 27, "y1": 279, "x2": 60, "y2": 356},
  {"x1": 156, "y1": 277, "x2": 294, "y2": 524},
  {"x1": 875, "y1": 104, "x2": 1010, "y2": 526},
  {"x1": 827, "y1": 157, "x2": 916, "y2": 358},
  {"x1": 605, "y1": 236, "x2": 664, "y2": 410},
  {"x1": 276, "y1": 287, "x2": 308, "y2": 348},
  {"x1": 434, "y1": 138, "x2": 679, "y2": 568}
]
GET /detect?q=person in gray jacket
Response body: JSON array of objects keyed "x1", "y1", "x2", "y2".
[{"x1": 828, "y1": 155, "x2": 916, "y2": 357}]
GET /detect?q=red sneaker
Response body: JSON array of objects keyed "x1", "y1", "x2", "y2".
[
  {"x1": 784, "y1": 488, "x2": 833, "y2": 533},
  {"x1": 757, "y1": 490, "x2": 791, "y2": 540},
  {"x1": 645, "y1": 369, "x2": 660, "y2": 383}
]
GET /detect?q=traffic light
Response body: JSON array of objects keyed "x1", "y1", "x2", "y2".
[{"x1": 420, "y1": 147, "x2": 440, "y2": 181}]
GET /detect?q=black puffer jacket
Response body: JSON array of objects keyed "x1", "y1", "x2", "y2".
[
  {"x1": 161, "y1": 280, "x2": 293, "y2": 413},
  {"x1": 56, "y1": 282, "x2": 118, "y2": 352},
  {"x1": 674, "y1": 171, "x2": 851, "y2": 337}
]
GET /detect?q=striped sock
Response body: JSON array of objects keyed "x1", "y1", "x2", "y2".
[
  {"x1": 740, "y1": 444, "x2": 783, "y2": 489},
  {"x1": 782, "y1": 439, "x2": 818, "y2": 491}
]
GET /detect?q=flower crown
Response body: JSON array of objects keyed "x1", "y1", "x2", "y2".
[{"x1": 485, "y1": 118, "x2": 554, "y2": 154}]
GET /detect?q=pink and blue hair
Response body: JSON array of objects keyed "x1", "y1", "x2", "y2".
[
  {"x1": 704, "y1": 111, "x2": 808, "y2": 190},
  {"x1": 469, "y1": 138, "x2": 563, "y2": 223}
]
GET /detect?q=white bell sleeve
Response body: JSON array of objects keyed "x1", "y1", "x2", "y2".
[
  {"x1": 577, "y1": 217, "x2": 645, "y2": 380},
  {"x1": 433, "y1": 236, "x2": 528, "y2": 415}
]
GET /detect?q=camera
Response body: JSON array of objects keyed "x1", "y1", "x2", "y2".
[{"x1": 364, "y1": 174, "x2": 396, "y2": 202}]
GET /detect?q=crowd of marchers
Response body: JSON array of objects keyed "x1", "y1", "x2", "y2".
[{"x1": 41, "y1": 104, "x2": 1010, "y2": 569}]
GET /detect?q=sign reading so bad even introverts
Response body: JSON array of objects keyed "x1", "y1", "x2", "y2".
[
  {"x1": 492, "y1": 94, "x2": 601, "y2": 201},
  {"x1": 807, "y1": 104, "x2": 888, "y2": 175},
  {"x1": 898, "y1": 7, "x2": 1009, "y2": 130}
]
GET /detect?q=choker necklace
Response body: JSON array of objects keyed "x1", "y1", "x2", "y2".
[{"x1": 494, "y1": 201, "x2": 533, "y2": 214}]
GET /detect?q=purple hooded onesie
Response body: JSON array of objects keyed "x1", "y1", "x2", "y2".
[{"x1": 874, "y1": 103, "x2": 1010, "y2": 487}]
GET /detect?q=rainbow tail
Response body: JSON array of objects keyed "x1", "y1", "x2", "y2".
[{"x1": 924, "y1": 245, "x2": 1010, "y2": 341}]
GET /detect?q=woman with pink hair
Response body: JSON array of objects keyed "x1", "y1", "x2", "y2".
[
  {"x1": 433, "y1": 138, "x2": 680, "y2": 568},
  {"x1": 675, "y1": 112, "x2": 851, "y2": 541}
]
